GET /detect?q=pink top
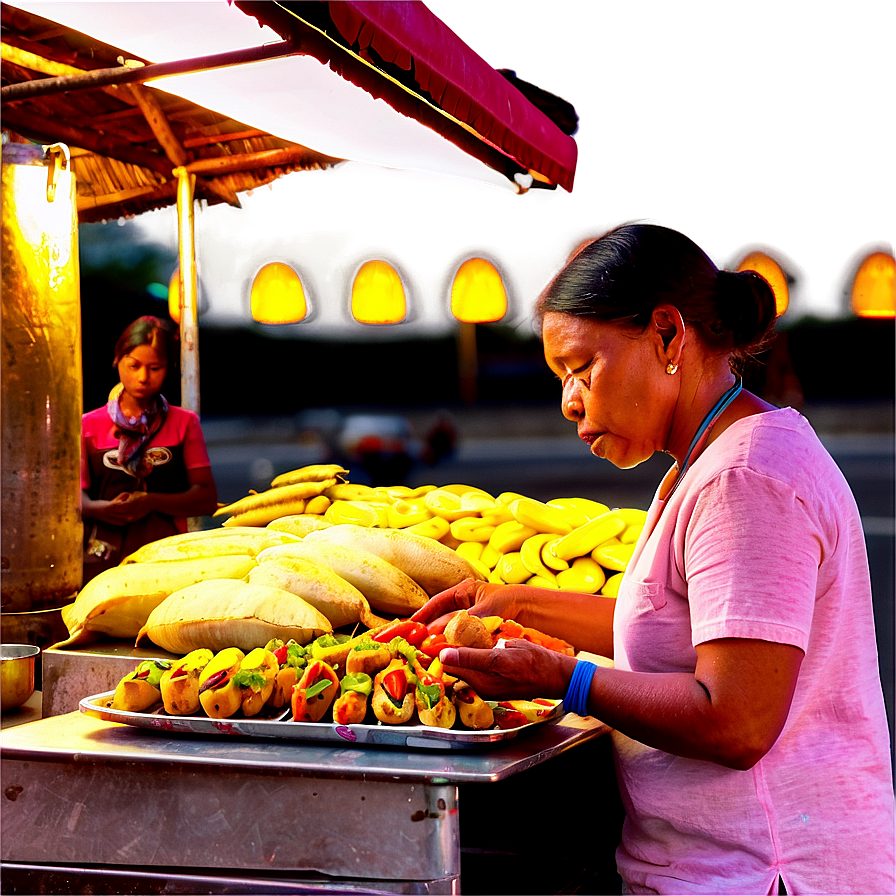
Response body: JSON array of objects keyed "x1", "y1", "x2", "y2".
[{"x1": 613, "y1": 408, "x2": 895, "y2": 894}]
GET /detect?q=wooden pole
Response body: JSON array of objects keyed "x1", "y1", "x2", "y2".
[{"x1": 174, "y1": 167, "x2": 199, "y2": 415}]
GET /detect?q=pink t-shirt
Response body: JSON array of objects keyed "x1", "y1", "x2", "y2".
[{"x1": 613, "y1": 408, "x2": 895, "y2": 894}]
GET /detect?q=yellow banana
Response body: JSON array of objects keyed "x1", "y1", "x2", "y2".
[
  {"x1": 549, "y1": 510, "x2": 627, "y2": 561},
  {"x1": 214, "y1": 479, "x2": 337, "y2": 520},
  {"x1": 620, "y1": 523, "x2": 644, "y2": 544},
  {"x1": 269, "y1": 464, "x2": 348, "y2": 487},
  {"x1": 496, "y1": 551, "x2": 531, "y2": 585},
  {"x1": 549, "y1": 497, "x2": 610, "y2": 521},
  {"x1": 324, "y1": 482, "x2": 385, "y2": 502},
  {"x1": 423, "y1": 488, "x2": 482, "y2": 522},
  {"x1": 541, "y1": 537, "x2": 570, "y2": 571},
  {"x1": 324, "y1": 500, "x2": 387, "y2": 528},
  {"x1": 526, "y1": 574, "x2": 560, "y2": 590},
  {"x1": 386, "y1": 498, "x2": 432, "y2": 529},
  {"x1": 304, "y1": 495, "x2": 332, "y2": 515},
  {"x1": 479, "y1": 543, "x2": 502, "y2": 570},
  {"x1": 601, "y1": 572, "x2": 625, "y2": 598},
  {"x1": 437, "y1": 484, "x2": 494, "y2": 498},
  {"x1": 495, "y1": 491, "x2": 528, "y2": 506},
  {"x1": 519, "y1": 533, "x2": 559, "y2": 582},
  {"x1": 592, "y1": 540, "x2": 635, "y2": 572},
  {"x1": 449, "y1": 517, "x2": 496, "y2": 543},
  {"x1": 545, "y1": 499, "x2": 589, "y2": 529},
  {"x1": 509, "y1": 498, "x2": 573, "y2": 536},
  {"x1": 614, "y1": 507, "x2": 648, "y2": 527},
  {"x1": 222, "y1": 498, "x2": 306, "y2": 527},
  {"x1": 455, "y1": 541, "x2": 484, "y2": 563},
  {"x1": 479, "y1": 504, "x2": 515, "y2": 526},
  {"x1": 488, "y1": 520, "x2": 537, "y2": 554},
  {"x1": 488, "y1": 566, "x2": 505, "y2": 584},
  {"x1": 467, "y1": 558, "x2": 491, "y2": 581},
  {"x1": 404, "y1": 516, "x2": 450, "y2": 540},
  {"x1": 556, "y1": 556, "x2": 606, "y2": 594}
]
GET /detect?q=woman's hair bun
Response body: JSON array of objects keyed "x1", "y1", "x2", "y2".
[{"x1": 716, "y1": 269, "x2": 777, "y2": 353}]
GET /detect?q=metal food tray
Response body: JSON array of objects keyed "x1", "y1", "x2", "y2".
[{"x1": 79, "y1": 691, "x2": 565, "y2": 751}]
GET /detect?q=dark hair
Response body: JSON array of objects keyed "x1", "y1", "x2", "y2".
[
  {"x1": 537, "y1": 223, "x2": 778, "y2": 371},
  {"x1": 112, "y1": 316, "x2": 176, "y2": 367}
]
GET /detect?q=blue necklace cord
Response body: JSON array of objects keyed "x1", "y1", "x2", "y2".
[{"x1": 668, "y1": 376, "x2": 743, "y2": 497}]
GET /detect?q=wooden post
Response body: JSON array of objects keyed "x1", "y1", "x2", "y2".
[
  {"x1": 174, "y1": 166, "x2": 199, "y2": 414},
  {"x1": 457, "y1": 321, "x2": 478, "y2": 404}
]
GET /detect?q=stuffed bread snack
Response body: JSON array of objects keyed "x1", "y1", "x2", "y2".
[
  {"x1": 111, "y1": 659, "x2": 173, "y2": 712},
  {"x1": 159, "y1": 648, "x2": 214, "y2": 715},
  {"x1": 291, "y1": 660, "x2": 340, "y2": 722},
  {"x1": 198, "y1": 647, "x2": 245, "y2": 719},
  {"x1": 371, "y1": 657, "x2": 416, "y2": 724},
  {"x1": 268, "y1": 640, "x2": 309, "y2": 709},
  {"x1": 233, "y1": 647, "x2": 279, "y2": 717},
  {"x1": 332, "y1": 672, "x2": 373, "y2": 725},
  {"x1": 452, "y1": 680, "x2": 495, "y2": 730}
]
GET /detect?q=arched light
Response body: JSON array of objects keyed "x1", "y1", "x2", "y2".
[
  {"x1": 736, "y1": 251, "x2": 790, "y2": 316},
  {"x1": 451, "y1": 258, "x2": 508, "y2": 323},
  {"x1": 251, "y1": 262, "x2": 307, "y2": 324},
  {"x1": 168, "y1": 267, "x2": 180, "y2": 324},
  {"x1": 850, "y1": 251, "x2": 895, "y2": 319},
  {"x1": 351, "y1": 260, "x2": 406, "y2": 324}
]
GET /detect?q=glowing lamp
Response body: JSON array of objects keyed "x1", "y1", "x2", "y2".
[
  {"x1": 251, "y1": 262, "x2": 307, "y2": 324},
  {"x1": 850, "y1": 251, "x2": 895, "y2": 319},
  {"x1": 451, "y1": 258, "x2": 508, "y2": 323},
  {"x1": 736, "y1": 252, "x2": 789, "y2": 316},
  {"x1": 351, "y1": 260, "x2": 406, "y2": 324}
]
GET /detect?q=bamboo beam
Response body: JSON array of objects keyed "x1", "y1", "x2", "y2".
[
  {"x1": 129, "y1": 83, "x2": 241, "y2": 208},
  {"x1": 1, "y1": 41, "x2": 140, "y2": 107},
  {"x1": 183, "y1": 146, "x2": 329, "y2": 177},
  {"x1": 182, "y1": 128, "x2": 268, "y2": 149},
  {"x1": 129, "y1": 84, "x2": 189, "y2": 166},
  {"x1": 1, "y1": 40, "x2": 300, "y2": 103}
]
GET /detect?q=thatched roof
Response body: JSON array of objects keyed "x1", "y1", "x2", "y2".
[{"x1": 1, "y1": 4, "x2": 344, "y2": 223}]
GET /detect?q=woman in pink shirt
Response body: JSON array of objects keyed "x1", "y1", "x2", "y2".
[
  {"x1": 413, "y1": 224, "x2": 894, "y2": 894},
  {"x1": 81, "y1": 316, "x2": 218, "y2": 582}
]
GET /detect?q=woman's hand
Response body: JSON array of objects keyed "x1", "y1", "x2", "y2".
[
  {"x1": 438, "y1": 638, "x2": 577, "y2": 701},
  {"x1": 90, "y1": 492, "x2": 152, "y2": 525},
  {"x1": 410, "y1": 578, "x2": 519, "y2": 634}
]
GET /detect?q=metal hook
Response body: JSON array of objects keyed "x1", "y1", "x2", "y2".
[{"x1": 42, "y1": 143, "x2": 70, "y2": 203}]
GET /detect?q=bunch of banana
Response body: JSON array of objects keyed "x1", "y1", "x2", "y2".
[{"x1": 214, "y1": 464, "x2": 349, "y2": 528}]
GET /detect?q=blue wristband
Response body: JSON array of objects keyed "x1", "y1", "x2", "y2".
[{"x1": 564, "y1": 660, "x2": 598, "y2": 717}]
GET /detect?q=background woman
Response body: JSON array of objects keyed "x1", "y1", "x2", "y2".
[
  {"x1": 413, "y1": 224, "x2": 894, "y2": 894},
  {"x1": 81, "y1": 315, "x2": 217, "y2": 582}
]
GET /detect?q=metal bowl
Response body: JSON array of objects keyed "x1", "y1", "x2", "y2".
[{"x1": 1, "y1": 644, "x2": 40, "y2": 711}]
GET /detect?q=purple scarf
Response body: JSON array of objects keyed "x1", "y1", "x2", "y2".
[{"x1": 106, "y1": 382, "x2": 169, "y2": 478}]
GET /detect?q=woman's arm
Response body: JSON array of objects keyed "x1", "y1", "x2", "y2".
[
  {"x1": 438, "y1": 635, "x2": 803, "y2": 770},
  {"x1": 81, "y1": 467, "x2": 218, "y2": 525}
]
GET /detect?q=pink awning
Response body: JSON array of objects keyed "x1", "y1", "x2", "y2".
[{"x1": 238, "y1": 1, "x2": 578, "y2": 192}]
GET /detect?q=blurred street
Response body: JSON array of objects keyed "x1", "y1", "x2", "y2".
[{"x1": 202, "y1": 399, "x2": 895, "y2": 763}]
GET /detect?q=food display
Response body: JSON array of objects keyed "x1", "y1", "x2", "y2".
[
  {"x1": 84, "y1": 618, "x2": 568, "y2": 748},
  {"x1": 66, "y1": 464, "x2": 641, "y2": 746}
]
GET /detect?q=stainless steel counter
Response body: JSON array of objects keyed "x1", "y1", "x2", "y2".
[{"x1": 1, "y1": 708, "x2": 609, "y2": 894}]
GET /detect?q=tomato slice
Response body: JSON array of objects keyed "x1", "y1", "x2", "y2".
[
  {"x1": 382, "y1": 669, "x2": 407, "y2": 704},
  {"x1": 420, "y1": 633, "x2": 448, "y2": 658}
]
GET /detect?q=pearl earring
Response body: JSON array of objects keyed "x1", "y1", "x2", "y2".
[{"x1": 665, "y1": 362, "x2": 679, "y2": 375}]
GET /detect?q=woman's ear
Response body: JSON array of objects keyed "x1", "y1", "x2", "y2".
[{"x1": 651, "y1": 305, "x2": 686, "y2": 367}]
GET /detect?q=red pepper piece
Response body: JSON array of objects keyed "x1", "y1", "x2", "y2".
[
  {"x1": 382, "y1": 668, "x2": 407, "y2": 704},
  {"x1": 272, "y1": 644, "x2": 289, "y2": 665},
  {"x1": 372, "y1": 620, "x2": 428, "y2": 647},
  {"x1": 170, "y1": 665, "x2": 188, "y2": 679},
  {"x1": 198, "y1": 669, "x2": 228, "y2": 694},
  {"x1": 420, "y1": 633, "x2": 448, "y2": 658}
]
